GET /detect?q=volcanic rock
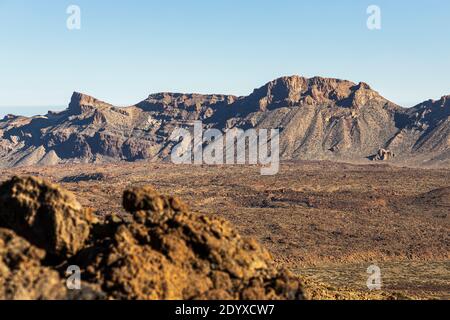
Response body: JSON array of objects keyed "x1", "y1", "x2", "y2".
[
  {"x1": 0, "y1": 176, "x2": 94, "y2": 257},
  {"x1": 0, "y1": 176, "x2": 408, "y2": 300},
  {"x1": 0, "y1": 228, "x2": 67, "y2": 300},
  {"x1": 0, "y1": 176, "x2": 305, "y2": 300},
  {"x1": 84, "y1": 186, "x2": 305, "y2": 300}
]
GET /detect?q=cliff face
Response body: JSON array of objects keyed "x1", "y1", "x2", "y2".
[
  {"x1": 233, "y1": 76, "x2": 390, "y2": 112},
  {"x1": 0, "y1": 75, "x2": 448, "y2": 168}
]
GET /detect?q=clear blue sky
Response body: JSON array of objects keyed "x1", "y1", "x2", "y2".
[{"x1": 0, "y1": 0, "x2": 449, "y2": 116}]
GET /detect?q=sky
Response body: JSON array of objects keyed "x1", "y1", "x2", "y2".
[{"x1": 0, "y1": 0, "x2": 449, "y2": 116}]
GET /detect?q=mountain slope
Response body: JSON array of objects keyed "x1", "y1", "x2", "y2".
[{"x1": 0, "y1": 75, "x2": 448, "y2": 168}]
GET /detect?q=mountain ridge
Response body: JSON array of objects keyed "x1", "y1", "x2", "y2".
[{"x1": 0, "y1": 75, "x2": 449, "y2": 168}]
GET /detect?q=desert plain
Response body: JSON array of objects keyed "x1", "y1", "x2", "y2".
[{"x1": 2, "y1": 160, "x2": 448, "y2": 299}]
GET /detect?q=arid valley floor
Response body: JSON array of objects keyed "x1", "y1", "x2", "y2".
[{"x1": 2, "y1": 160, "x2": 448, "y2": 299}]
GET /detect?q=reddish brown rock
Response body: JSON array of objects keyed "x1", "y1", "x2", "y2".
[
  {"x1": 0, "y1": 176, "x2": 94, "y2": 257},
  {"x1": 0, "y1": 228, "x2": 67, "y2": 300},
  {"x1": 0, "y1": 176, "x2": 405, "y2": 300},
  {"x1": 96, "y1": 186, "x2": 305, "y2": 300}
]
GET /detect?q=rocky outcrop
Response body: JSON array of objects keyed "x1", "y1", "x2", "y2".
[
  {"x1": 371, "y1": 148, "x2": 395, "y2": 161},
  {"x1": 0, "y1": 176, "x2": 94, "y2": 257},
  {"x1": 0, "y1": 177, "x2": 305, "y2": 300},
  {"x1": 231, "y1": 76, "x2": 390, "y2": 112},
  {"x1": 0, "y1": 228, "x2": 67, "y2": 300},
  {"x1": 68, "y1": 92, "x2": 113, "y2": 115},
  {"x1": 0, "y1": 227, "x2": 104, "y2": 300},
  {"x1": 407, "y1": 96, "x2": 450, "y2": 153},
  {"x1": 90, "y1": 185, "x2": 305, "y2": 300}
]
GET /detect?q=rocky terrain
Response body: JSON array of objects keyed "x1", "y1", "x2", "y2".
[
  {"x1": 0, "y1": 75, "x2": 449, "y2": 168},
  {"x1": 0, "y1": 175, "x2": 401, "y2": 300},
  {"x1": 0, "y1": 176, "x2": 301, "y2": 299},
  {"x1": 0, "y1": 76, "x2": 448, "y2": 300},
  {"x1": 1, "y1": 161, "x2": 448, "y2": 299}
]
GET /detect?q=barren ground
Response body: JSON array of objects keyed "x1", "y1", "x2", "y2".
[{"x1": 1, "y1": 160, "x2": 449, "y2": 299}]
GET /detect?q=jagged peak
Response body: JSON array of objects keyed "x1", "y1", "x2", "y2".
[
  {"x1": 437, "y1": 95, "x2": 450, "y2": 105},
  {"x1": 68, "y1": 92, "x2": 112, "y2": 115},
  {"x1": 245, "y1": 75, "x2": 386, "y2": 111},
  {"x1": 413, "y1": 95, "x2": 450, "y2": 109}
]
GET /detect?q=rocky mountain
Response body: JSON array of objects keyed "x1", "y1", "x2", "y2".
[{"x1": 0, "y1": 75, "x2": 449, "y2": 168}]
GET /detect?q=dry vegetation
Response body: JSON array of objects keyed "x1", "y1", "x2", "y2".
[{"x1": 1, "y1": 160, "x2": 449, "y2": 299}]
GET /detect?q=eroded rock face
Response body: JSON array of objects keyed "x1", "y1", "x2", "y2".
[
  {"x1": 372, "y1": 148, "x2": 395, "y2": 161},
  {"x1": 0, "y1": 176, "x2": 94, "y2": 257},
  {"x1": 1, "y1": 76, "x2": 449, "y2": 168}
]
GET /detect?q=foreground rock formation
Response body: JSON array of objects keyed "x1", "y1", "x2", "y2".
[
  {"x1": 0, "y1": 228, "x2": 67, "y2": 299},
  {"x1": 0, "y1": 177, "x2": 94, "y2": 258},
  {"x1": 0, "y1": 176, "x2": 409, "y2": 300},
  {"x1": 1, "y1": 75, "x2": 449, "y2": 168},
  {"x1": 0, "y1": 176, "x2": 305, "y2": 300}
]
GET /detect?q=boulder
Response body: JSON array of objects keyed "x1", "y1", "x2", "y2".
[
  {"x1": 372, "y1": 148, "x2": 395, "y2": 161},
  {"x1": 0, "y1": 176, "x2": 94, "y2": 257},
  {"x1": 84, "y1": 186, "x2": 306, "y2": 300},
  {"x1": 0, "y1": 228, "x2": 67, "y2": 300}
]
